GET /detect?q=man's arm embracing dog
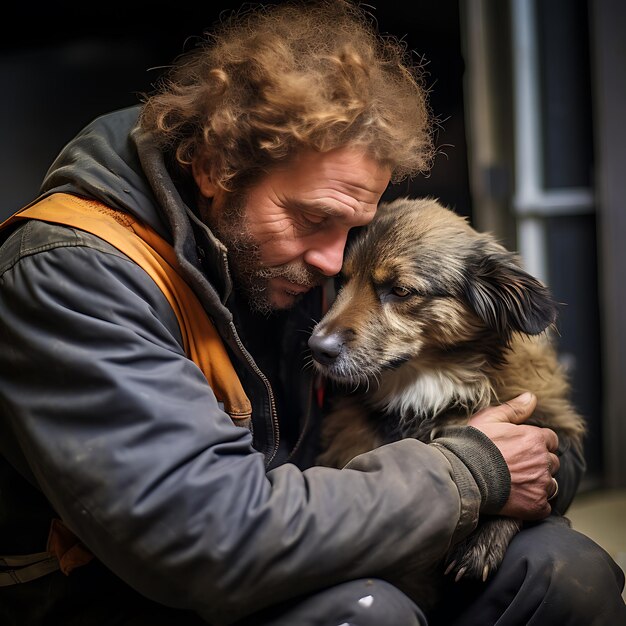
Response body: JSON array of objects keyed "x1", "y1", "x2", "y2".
[{"x1": 309, "y1": 196, "x2": 585, "y2": 587}]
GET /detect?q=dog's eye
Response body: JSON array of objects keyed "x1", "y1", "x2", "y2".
[{"x1": 391, "y1": 286, "x2": 412, "y2": 298}]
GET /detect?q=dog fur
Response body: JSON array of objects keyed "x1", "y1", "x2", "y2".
[{"x1": 308, "y1": 196, "x2": 585, "y2": 590}]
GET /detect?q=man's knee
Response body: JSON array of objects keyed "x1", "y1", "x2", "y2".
[
  {"x1": 237, "y1": 578, "x2": 427, "y2": 626},
  {"x1": 431, "y1": 516, "x2": 625, "y2": 626},
  {"x1": 331, "y1": 578, "x2": 426, "y2": 626},
  {"x1": 510, "y1": 517, "x2": 623, "y2": 582},
  {"x1": 504, "y1": 516, "x2": 626, "y2": 619}
]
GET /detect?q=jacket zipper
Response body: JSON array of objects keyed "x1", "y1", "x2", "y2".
[
  {"x1": 229, "y1": 320, "x2": 280, "y2": 467},
  {"x1": 188, "y1": 215, "x2": 281, "y2": 468}
]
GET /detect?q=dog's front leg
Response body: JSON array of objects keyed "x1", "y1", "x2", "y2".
[
  {"x1": 444, "y1": 516, "x2": 522, "y2": 582},
  {"x1": 317, "y1": 397, "x2": 382, "y2": 468}
]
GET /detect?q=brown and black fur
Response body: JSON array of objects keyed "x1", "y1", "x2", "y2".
[{"x1": 308, "y1": 196, "x2": 585, "y2": 590}]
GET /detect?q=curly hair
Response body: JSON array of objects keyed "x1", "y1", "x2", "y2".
[{"x1": 138, "y1": 0, "x2": 434, "y2": 191}]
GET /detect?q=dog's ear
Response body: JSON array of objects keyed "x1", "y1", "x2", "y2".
[{"x1": 463, "y1": 248, "x2": 558, "y2": 342}]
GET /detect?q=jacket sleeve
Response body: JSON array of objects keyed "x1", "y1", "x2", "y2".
[{"x1": 0, "y1": 226, "x2": 489, "y2": 624}]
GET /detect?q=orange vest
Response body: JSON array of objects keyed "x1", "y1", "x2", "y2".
[
  {"x1": 0, "y1": 192, "x2": 252, "y2": 582},
  {"x1": 2, "y1": 192, "x2": 252, "y2": 424}
]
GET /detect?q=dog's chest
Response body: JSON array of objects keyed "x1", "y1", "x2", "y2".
[{"x1": 366, "y1": 368, "x2": 484, "y2": 443}]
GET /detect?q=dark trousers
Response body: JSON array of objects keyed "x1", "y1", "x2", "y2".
[
  {"x1": 2, "y1": 517, "x2": 624, "y2": 625},
  {"x1": 237, "y1": 517, "x2": 626, "y2": 626}
]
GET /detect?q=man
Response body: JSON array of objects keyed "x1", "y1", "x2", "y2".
[{"x1": 0, "y1": 1, "x2": 624, "y2": 624}]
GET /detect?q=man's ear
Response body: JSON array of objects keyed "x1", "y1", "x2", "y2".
[{"x1": 192, "y1": 158, "x2": 218, "y2": 198}]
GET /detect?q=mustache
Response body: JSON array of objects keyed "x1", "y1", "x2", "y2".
[{"x1": 257, "y1": 261, "x2": 325, "y2": 287}]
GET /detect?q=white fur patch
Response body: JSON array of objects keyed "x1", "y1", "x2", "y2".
[{"x1": 371, "y1": 360, "x2": 493, "y2": 421}]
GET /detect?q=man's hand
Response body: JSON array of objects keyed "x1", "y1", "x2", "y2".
[{"x1": 469, "y1": 392, "x2": 560, "y2": 520}]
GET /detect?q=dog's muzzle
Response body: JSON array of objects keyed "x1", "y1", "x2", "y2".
[{"x1": 308, "y1": 332, "x2": 344, "y2": 366}]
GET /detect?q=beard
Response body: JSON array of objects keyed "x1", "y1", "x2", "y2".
[{"x1": 206, "y1": 193, "x2": 325, "y2": 315}]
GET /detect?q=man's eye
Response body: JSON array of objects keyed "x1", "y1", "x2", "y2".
[
  {"x1": 297, "y1": 213, "x2": 327, "y2": 231},
  {"x1": 304, "y1": 213, "x2": 326, "y2": 225}
]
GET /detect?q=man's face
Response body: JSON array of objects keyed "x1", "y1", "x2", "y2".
[{"x1": 196, "y1": 147, "x2": 391, "y2": 314}]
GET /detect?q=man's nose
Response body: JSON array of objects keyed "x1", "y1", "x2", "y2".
[{"x1": 303, "y1": 231, "x2": 347, "y2": 276}]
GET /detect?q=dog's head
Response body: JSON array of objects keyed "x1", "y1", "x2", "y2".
[{"x1": 308, "y1": 197, "x2": 558, "y2": 384}]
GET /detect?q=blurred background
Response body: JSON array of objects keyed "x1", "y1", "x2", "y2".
[{"x1": 0, "y1": 0, "x2": 623, "y2": 576}]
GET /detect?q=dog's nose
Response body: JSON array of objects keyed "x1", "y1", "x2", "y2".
[{"x1": 308, "y1": 332, "x2": 343, "y2": 365}]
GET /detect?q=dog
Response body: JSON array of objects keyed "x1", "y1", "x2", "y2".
[{"x1": 308, "y1": 196, "x2": 585, "y2": 592}]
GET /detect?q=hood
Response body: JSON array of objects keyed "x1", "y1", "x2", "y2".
[
  {"x1": 39, "y1": 105, "x2": 234, "y2": 326},
  {"x1": 40, "y1": 105, "x2": 170, "y2": 241}
]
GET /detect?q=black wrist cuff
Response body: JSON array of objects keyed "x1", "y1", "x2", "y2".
[{"x1": 432, "y1": 425, "x2": 510, "y2": 514}]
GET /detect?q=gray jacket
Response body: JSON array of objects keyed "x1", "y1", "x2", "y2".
[{"x1": 0, "y1": 106, "x2": 581, "y2": 624}]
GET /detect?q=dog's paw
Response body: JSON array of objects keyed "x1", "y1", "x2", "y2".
[{"x1": 444, "y1": 517, "x2": 522, "y2": 582}]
